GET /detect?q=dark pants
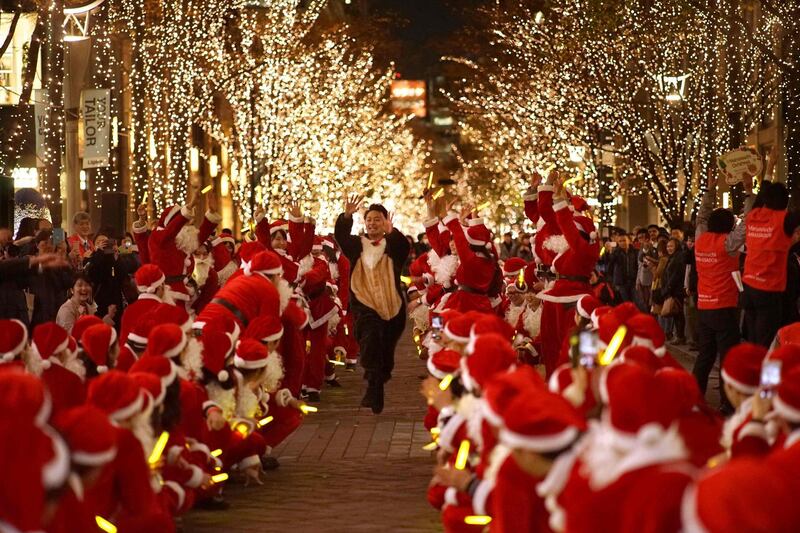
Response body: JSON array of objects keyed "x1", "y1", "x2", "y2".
[
  {"x1": 353, "y1": 302, "x2": 406, "y2": 384},
  {"x1": 614, "y1": 284, "x2": 636, "y2": 305},
  {"x1": 742, "y1": 284, "x2": 783, "y2": 347},
  {"x1": 693, "y1": 307, "x2": 739, "y2": 412}
]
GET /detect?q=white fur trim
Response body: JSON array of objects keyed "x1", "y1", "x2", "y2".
[
  {"x1": 538, "y1": 185, "x2": 554, "y2": 193},
  {"x1": 480, "y1": 400, "x2": 504, "y2": 428},
  {"x1": 680, "y1": 483, "x2": 709, "y2": 533},
  {"x1": 162, "y1": 330, "x2": 188, "y2": 359},
  {"x1": 423, "y1": 218, "x2": 439, "y2": 228},
  {"x1": 465, "y1": 232, "x2": 488, "y2": 246},
  {"x1": 438, "y1": 413, "x2": 465, "y2": 453},
  {"x1": 217, "y1": 370, "x2": 229, "y2": 382},
  {"x1": 359, "y1": 237, "x2": 387, "y2": 270},
  {"x1": 205, "y1": 210, "x2": 222, "y2": 224},
  {"x1": 41, "y1": 425, "x2": 70, "y2": 489},
  {"x1": 72, "y1": 446, "x2": 117, "y2": 467},
  {"x1": 467, "y1": 217, "x2": 485, "y2": 227},
  {"x1": 737, "y1": 420, "x2": 769, "y2": 440},
  {"x1": 444, "y1": 323, "x2": 470, "y2": 345},
  {"x1": 163, "y1": 481, "x2": 186, "y2": 511},
  {"x1": 167, "y1": 445, "x2": 184, "y2": 465},
  {"x1": 499, "y1": 426, "x2": 579, "y2": 453},
  {"x1": 238, "y1": 455, "x2": 261, "y2": 470},
  {"x1": 109, "y1": 392, "x2": 145, "y2": 422},
  {"x1": 441, "y1": 213, "x2": 458, "y2": 226},
  {"x1": 426, "y1": 356, "x2": 452, "y2": 380},
  {"x1": 1, "y1": 319, "x2": 28, "y2": 360},
  {"x1": 720, "y1": 368, "x2": 758, "y2": 395},
  {"x1": 309, "y1": 306, "x2": 339, "y2": 330},
  {"x1": 553, "y1": 200, "x2": 569, "y2": 212},
  {"x1": 774, "y1": 395, "x2": 800, "y2": 424},
  {"x1": 233, "y1": 354, "x2": 268, "y2": 370},
  {"x1": 444, "y1": 486, "x2": 458, "y2": 507},
  {"x1": 523, "y1": 193, "x2": 538, "y2": 202},
  {"x1": 276, "y1": 388, "x2": 293, "y2": 408},
  {"x1": 185, "y1": 464, "x2": 205, "y2": 488},
  {"x1": 137, "y1": 273, "x2": 166, "y2": 294}
]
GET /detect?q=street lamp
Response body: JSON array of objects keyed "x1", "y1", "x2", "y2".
[
  {"x1": 63, "y1": 0, "x2": 106, "y2": 42},
  {"x1": 652, "y1": 73, "x2": 690, "y2": 102}
]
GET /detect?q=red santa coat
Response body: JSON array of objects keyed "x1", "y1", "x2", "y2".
[
  {"x1": 303, "y1": 257, "x2": 338, "y2": 329},
  {"x1": 119, "y1": 294, "x2": 162, "y2": 347},
  {"x1": 442, "y1": 215, "x2": 496, "y2": 314},
  {"x1": 530, "y1": 186, "x2": 563, "y2": 269},
  {"x1": 191, "y1": 267, "x2": 219, "y2": 314},
  {"x1": 255, "y1": 213, "x2": 314, "y2": 283},
  {"x1": 279, "y1": 299, "x2": 309, "y2": 397},
  {"x1": 196, "y1": 273, "x2": 280, "y2": 331},
  {"x1": 40, "y1": 363, "x2": 86, "y2": 418},
  {"x1": 132, "y1": 222, "x2": 151, "y2": 265},
  {"x1": 148, "y1": 207, "x2": 219, "y2": 299},
  {"x1": 486, "y1": 452, "x2": 551, "y2": 533}
]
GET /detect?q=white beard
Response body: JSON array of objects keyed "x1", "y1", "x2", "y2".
[
  {"x1": 22, "y1": 347, "x2": 44, "y2": 376},
  {"x1": 327, "y1": 312, "x2": 341, "y2": 336},
  {"x1": 207, "y1": 383, "x2": 236, "y2": 420},
  {"x1": 175, "y1": 224, "x2": 200, "y2": 255},
  {"x1": 360, "y1": 237, "x2": 386, "y2": 269},
  {"x1": 505, "y1": 303, "x2": 525, "y2": 328},
  {"x1": 329, "y1": 262, "x2": 339, "y2": 282},
  {"x1": 543, "y1": 234, "x2": 569, "y2": 255},
  {"x1": 178, "y1": 337, "x2": 204, "y2": 381},
  {"x1": 130, "y1": 407, "x2": 155, "y2": 456},
  {"x1": 63, "y1": 353, "x2": 87, "y2": 380},
  {"x1": 274, "y1": 278, "x2": 292, "y2": 314},
  {"x1": 262, "y1": 351, "x2": 285, "y2": 394},
  {"x1": 217, "y1": 260, "x2": 238, "y2": 286},
  {"x1": 236, "y1": 385, "x2": 260, "y2": 419},
  {"x1": 192, "y1": 258, "x2": 213, "y2": 287},
  {"x1": 296, "y1": 254, "x2": 314, "y2": 281},
  {"x1": 409, "y1": 302, "x2": 430, "y2": 331},
  {"x1": 456, "y1": 393, "x2": 484, "y2": 448},
  {"x1": 428, "y1": 251, "x2": 459, "y2": 288},
  {"x1": 522, "y1": 305, "x2": 542, "y2": 338}
]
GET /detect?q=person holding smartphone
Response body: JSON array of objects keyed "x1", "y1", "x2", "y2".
[{"x1": 83, "y1": 228, "x2": 130, "y2": 328}]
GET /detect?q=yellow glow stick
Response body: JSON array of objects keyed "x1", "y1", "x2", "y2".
[
  {"x1": 599, "y1": 325, "x2": 628, "y2": 366},
  {"x1": 214, "y1": 465, "x2": 222, "y2": 471},
  {"x1": 329, "y1": 359, "x2": 345, "y2": 366},
  {"x1": 344, "y1": 325, "x2": 349, "y2": 335},
  {"x1": 400, "y1": 275, "x2": 412, "y2": 285},
  {"x1": 95, "y1": 516, "x2": 117, "y2": 533},
  {"x1": 201, "y1": 184, "x2": 213, "y2": 195},
  {"x1": 464, "y1": 515, "x2": 492, "y2": 526},
  {"x1": 427, "y1": 171, "x2": 434, "y2": 190},
  {"x1": 300, "y1": 405, "x2": 318, "y2": 414},
  {"x1": 518, "y1": 269, "x2": 525, "y2": 284},
  {"x1": 413, "y1": 333, "x2": 421, "y2": 344},
  {"x1": 257, "y1": 416, "x2": 274, "y2": 428},
  {"x1": 142, "y1": 191, "x2": 148, "y2": 205},
  {"x1": 148, "y1": 431, "x2": 170, "y2": 465},
  {"x1": 454, "y1": 439, "x2": 471, "y2": 470},
  {"x1": 563, "y1": 176, "x2": 583, "y2": 187},
  {"x1": 211, "y1": 472, "x2": 229, "y2": 484},
  {"x1": 234, "y1": 422, "x2": 250, "y2": 436},
  {"x1": 210, "y1": 448, "x2": 223, "y2": 457},
  {"x1": 305, "y1": 340, "x2": 311, "y2": 353},
  {"x1": 432, "y1": 188, "x2": 444, "y2": 200},
  {"x1": 430, "y1": 427, "x2": 441, "y2": 436},
  {"x1": 422, "y1": 441, "x2": 438, "y2": 451},
  {"x1": 477, "y1": 201, "x2": 490, "y2": 211},
  {"x1": 439, "y1": 374, "x2": 454, "y2": 391}
]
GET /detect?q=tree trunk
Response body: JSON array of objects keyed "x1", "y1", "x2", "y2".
[{"x1": 41, "y1": 0, "x2": 66, "y2": 227}]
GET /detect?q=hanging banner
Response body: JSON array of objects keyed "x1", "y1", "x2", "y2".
[
  {"x1": 33, "y1": 89, "x2": 49, "y2": 168},
  {"x1": 81, "y1": 88, "x2": 110, "y2": 168}
]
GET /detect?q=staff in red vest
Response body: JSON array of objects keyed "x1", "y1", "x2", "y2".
[{"x1": 693, "y1": 170, "x2": 753, "y2": 413}]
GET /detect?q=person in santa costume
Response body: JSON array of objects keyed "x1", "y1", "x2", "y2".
[
  {"x1": 119, "y1": 263, "x2": 171, "y2": 348},
  {"x1": 323, "y1": 237, "x2": 359, "y2": 371},
  {"x1": 209, "y1": 231, "x2": 239, "y2": 286},
  {"x1": 334, "y1": 195, "x2": 410, "y2": 413},
  {"x1": 80, "y1": 323, "x2": 117, "y2": 378},
  {"x1": 254, "y1": 204, "x2": 315, "y2": 284},
  {"x1": 0, "y1": 318, "x2": 28, "y2": 371},
  {"x1": 26, "y1": 322, "x2": 86, "y2": 417},
  {"x1": 189, "y1": 240, "x2": 220, "y2": 314},
  {"x1": 147, "y1": 192, "x2": 221, "y2": 306}
]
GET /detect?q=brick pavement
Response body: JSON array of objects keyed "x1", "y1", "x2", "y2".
[{"x1": 184, "y1": 330, "x2": 440, "y2": 533}]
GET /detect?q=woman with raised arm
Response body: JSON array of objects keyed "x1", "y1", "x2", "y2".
[{"x1": 334, "y1": 193, "x2": 410, "y2": 414}]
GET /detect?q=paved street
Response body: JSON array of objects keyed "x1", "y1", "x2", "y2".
[{"x1": 184, "y1": 331, "x2": 440, "y2": 533}]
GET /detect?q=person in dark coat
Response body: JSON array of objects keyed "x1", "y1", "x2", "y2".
[
  {"x1": 660, "y1": 237, "x2": 687, "y2": 343},
  {"x1": 334, "y1": 195, "x2": 410, "y2": 414},
  {"x1": 27, "y1": 230, "x2": 74, "y2": 328},
  {"x1": 606, "y1": 234, "x2": 639, "y2": 304}
]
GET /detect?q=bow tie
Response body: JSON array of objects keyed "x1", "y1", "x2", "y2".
[{"x1": 371, "y1": 239, "x2": 383, "y2": 247}]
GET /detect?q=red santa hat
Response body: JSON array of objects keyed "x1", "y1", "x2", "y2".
[
  {"x1": 270, "y1": 219, "x2": 289, "y2": 236},
  {"x1": 0, "y1": 371, "x2": 51, "y2": 426},
  {"x1": 482, "y1": 365, "x2": 545, "y2": 427},
  {"x1": 237, "y1": 240, "x2": 267, "y2": 263},
  {"x1": 573, "y1": 214, "x2": 597, "y2": 242},
  {"x1": 773, "y1": 366, "x2": 800, "y2": 424},
  {"x1": 426, "y1": 348, "x2": 461, "y2": 380},
  {"x1": 197, "y1": 314, "x2": 241, "y2": 345},
  {"x1": 243, "y1": 250, "x2": 283, "y2": 278},
  {"x1": 570, "y1": 195, "x2": 590, "y2": 213},
  {"x1": 656, "y1": 367, "x2": 703, "y2": 416},
  {"x1": 461, "y1": 333, "x2": 517, "y2": 392},
  {"x1": 625, "y1": 313, "x2": 667, "y2": 356},
  {"x1": 312, "y1": 236, "x2": 324, "y2": 253},
  {"x1": 129, "y1": 355, "x2": 178, "y2": 390},
  {"x1": 499, "y1": 389, "x2": 586, "y2": 452},
  {"x1": 152, "y1": 303, "x2": 192, "y2": 332},
  {"x1": 129, "y1": 371, "x2": 167, "y2": 408},
  {"x1": 590, "y1": 305, "x2": 612, "y2": 330},
  {"x1": 233, "y1": 339, "x2": 271, "y2": 370},
  {"x1": 135, "y1": 264, "x2": 166, "y2": 294},
  {"x1": 444, "y1": 314, "x2": 474, "y2": 345},
  {"x1": 765, "y1": 344, "x2": 800, "y2": 375},
  {"x1": 30, "y1": 322, "x2": 69, "y2": 370},
  {"x1": 470, "y1": 314, "x2": 515, "y2": 343},
  {"x1": 721, "y1": 342, "x2": 767, "y2": 395},
  {"x1": 0, "y1": 319, "x2": 28, "y2": 362},
  {"x1": 502, "y1": 257, "x2": 527, "y2": 278},
  {"x1": 776, "y1": 322, "x2": 800, "y2": 348},
  {"x1": 619, "y1": 345, "x2": 664, "y2": 373},
  {"x1": 52, "y1": 405, "x2": 117, "y2": 467},
  {"x1": 548, "y1": 363, "x2": 598, "y2": 415},
  {"x1": 145, "y1": 323, "x2": 187, "y2": 359},
  {"x1": 201, "y1": 328, "x2": 234, "y2": 382},
  {"x1": 576, "y1": 294, "x2": 602, "y2": 321},
  {"x1": 126, "y1": 315, "x2": 158, "y2": 349},
  {"x1": 244, "y1": 315, "x2": 284, "y2": 343},
  {"x1": 87, "y1": 370, "x2": 145, "y2": 422},
  {"x1": 81, "y1": 324, "x2": 117, "y2": 374},
  {"x1": 71, "y1": 315, "x2": 103, "y2": 346},
  {"x1": 681, "y1": 458, "x2": 798, "y2": 533},
  {"x1": 214, "y1": 229, "x2": 236, "y2": 246},
  {"x1": 465, "y1": 218, "x2": 492, "y2": 248}
]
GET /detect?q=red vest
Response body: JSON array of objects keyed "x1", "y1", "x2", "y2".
[
  {"x1": 695, "y1": 232, "x2": 740, "y2": 309},
  {"x1": 743, "y1": 207, "x2": 792, "y2": 292}
]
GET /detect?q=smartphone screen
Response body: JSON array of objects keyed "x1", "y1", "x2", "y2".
[
  {"x1": 579, "y1": 330, "x2": 598, "y2": 368},
  {"x1": 760, "y1": 360, "x2": 782, "y2": 388},
  {"x1": 431, "y1": 316, "x2": 443, "y2": 330},
  {"x1": 52, "y1": 228, "x2": 65, "y2": 247}
]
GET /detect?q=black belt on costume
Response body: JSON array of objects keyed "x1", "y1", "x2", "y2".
[
  {"x1": 556, "y1": 274, "x2": 590, "y2": 283},
  {"x1": 458, "y1": 285, "x2": 488, "y2": 296},
  {"x1": 537, "y1": 265, "x2": 556, "y2": 280},
  {"x1": 164, "y1": 274, "x2": 187, "y2": 284},
  {"x1": 211, "y1": 297, "x2": 249, "y2": 327}
]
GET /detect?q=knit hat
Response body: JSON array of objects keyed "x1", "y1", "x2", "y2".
[
  {"x1": 129, "y1": 354, "x2": 178, "y2": 390},
  {"x1": 244, "y1": 315, "x2": 284, "y2": 343},
  {"x1": 499, "y1": 389, "x2": 586, "y2": 452},
  {"x1": 426, "y1": 349, "x2": 461, "y2": 380},
  {"x1": 31, "y1": 322, "x2": 69, "y2": 370},
  {"x1": 87, "y1": 371, "x2": 144, "y2": 422},
  {"x1": 233, "y1": 338, "x2": 270, "y2": 370},
  {"x1": 71, "y1": 315, "x2": 103, "y2": 346},
  {"x1": 135, "y1": 264, "x2": 166, "y2": 294},
  {"x1": 773, "y1": 366, "x2": 800, "y2": 424},
  {"x1": 461, "y1": 333, "x2": 517, "y2": 392},
  {"x1": 0, "y1": 319, "x2": 28, "y2": 362},
  {"x1": 721, "y1": 343, "x2": 767, "y2": 395},
  {"x1": 145, "y1": 323, "x2": 187, "y2": 359},
  {"x1": 81, "y1": 324, "x2": 117, "y2": 374},
  {"x1": 52, "y1": 405, "x2": 117, "y2": 467},
  {"x1": 243, "y1": 250, "x2": 283, "y2": 278}
]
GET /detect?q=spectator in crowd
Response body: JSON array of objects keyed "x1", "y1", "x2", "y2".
[
  {"x1": 671, "y1": 224, "x2": 686, "y2": 246},
  {"x1": 606, "y1": 233, "x2": 638, "y2": 304},
  {"x1": 636, "y1": 228, "x2": 657, "y2": 312},
  {"x1": 659, "y1": 237, "x2": 687, "y2": 343},
  {"x1": 692, "y1": 171, "x2": 753, "y2": 413},
  {"x1": 83, "y1": 228, "x2": 131, "y2": 328},
  {"x1": 0, "y1": 226, "x2": 11, "y2": 257},
  {"x1": 741, "y1": 181, "x2": 800, "y2": 346},
  {"x1": 27, "y1": 230, "x2": 74, "y2": 328},
  {"x1": 650, "y1": 239, "x2": 669, "y2": 323},
  {"x1": 647, "y1": 223, "x2": 660, "y2": 244},
  {"x1": 56, "y1": 272, "x2": 114, "y2": 333},
  {"x1": 784, "y1": 223, "x2": 800, "y2": 325},
  {"x1": 414, "y1": 233, "x2": 430, "y2": 256},
  {"x1": 499, "y1": 231, "x2": 515, "y2": 261},
  {"x1": 66, "y1": 211, "x2": 95, "y2": 259},
  {"x1": 512, "y1": 233, "x2": 534, "y2": 262}
]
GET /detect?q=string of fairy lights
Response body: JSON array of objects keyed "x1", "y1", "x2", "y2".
[{"x1": 445, "y1": 0, "x2": 795, "y2": 226}]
